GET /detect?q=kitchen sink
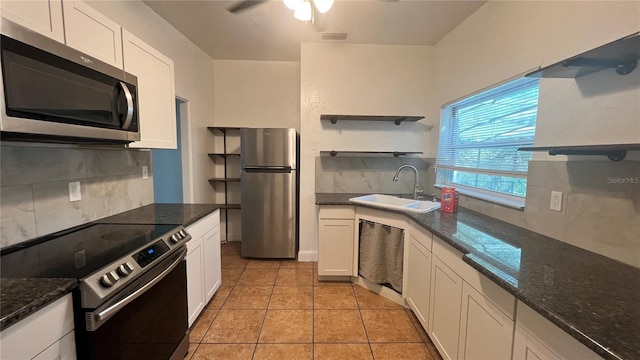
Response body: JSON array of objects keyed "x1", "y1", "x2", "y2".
[{"x1": 349, "y1": 194, "x2": 440, "y2": 213}]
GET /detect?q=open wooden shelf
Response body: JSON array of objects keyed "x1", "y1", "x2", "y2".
[
  {"x1": 526, "y1": 32, "x2": 640, "y2": 78},
  {"x1": 320, "y1": 150, "x2": 423, "y2": 157},
  {"x1": 320, "y1": 114, "x2": 424, "y2": 125},
  {"x1": 519, "y1": 144, "x2": 640, "y2": 161}
]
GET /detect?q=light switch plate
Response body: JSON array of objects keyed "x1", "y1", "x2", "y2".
[
  {"x1": 69, "y1": 181, "x2": 81, "y2": 202},
  {"x1": 550, "y1": 191, "x2": 562, "y2": 212},
  {"x1": 142, "y1": 166, "x2": 149, "y2": 179}
]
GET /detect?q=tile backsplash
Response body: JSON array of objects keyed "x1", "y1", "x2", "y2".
[
  {"x1": 1, "y1": 145, "x2": 154, "y2": 248},
  {"x1": 315, "y1": 156, "x2": 437, "y2": 196},
  {"x1": 316, "y1": 156, "x2": 640, "y2": 268}
]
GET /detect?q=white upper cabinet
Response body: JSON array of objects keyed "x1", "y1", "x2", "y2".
[
  {"x1": 122, "y1": 30, "x2": 177, "y2": 149},
  {"x1": 62, "y1": 0, "x2": 123, "y2": 68},
  {"x1": 0, "y1": 0, "x2": 65, "y2": 43}
]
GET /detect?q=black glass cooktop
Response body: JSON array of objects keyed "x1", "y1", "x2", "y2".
[{"x1": 1, "y1": 224, "x2": 180, "y2": 279}]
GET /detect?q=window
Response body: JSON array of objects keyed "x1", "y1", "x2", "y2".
[{"x1": 436, "y1": 77, "x2": 539, "y2": 208}]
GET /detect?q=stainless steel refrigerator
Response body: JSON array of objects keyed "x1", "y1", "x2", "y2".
[{"x1": 241, "y1": 128, "x2": 298, "y2": 258}]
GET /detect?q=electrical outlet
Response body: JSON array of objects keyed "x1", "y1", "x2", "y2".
[
  {"x1": 550, "y1": 191, "x2": 562, "y2": 212},
  {"x1": 69, "y1": 181, "x2": 81, "y2": 202},
  {"x1": 142, "y1": 166, "x2": 149, "y2": 180}
]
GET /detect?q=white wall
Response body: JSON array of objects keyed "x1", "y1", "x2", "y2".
[
  {"x1": 88, "y1": 0, "x2": 216, "y2": 204},
  {"x1": 210, "y1": 59, "x2": 300, "y2": 241},
  {"x1": 429, "y1": 0, "x2": 640, "y2": 266},
  {"x1": 431, "y1": 1, "x2": 640, "y2": 155},
  {"x1": 213, "y1": 60, "x2": 300, "y2": 130},
  {"x1": 299, "y1": 43, "x2": 433, "y2": 260}
]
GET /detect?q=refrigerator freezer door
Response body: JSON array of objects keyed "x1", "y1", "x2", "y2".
[
  {"x1": 241, "y1": 169, "x2": 297, "y2": 258},
  {"x1": 241, "y1": 128, "x2": 297, "y2": 168}
]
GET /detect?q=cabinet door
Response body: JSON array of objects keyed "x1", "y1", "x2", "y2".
[
  {"x1": 318, "y1": 218, "x2": 354, "y2": 276},
  {"x1": 203, "y1": 225, "x2": 222, "y2": 303},
  {"x1": 428, "y1": 255, "x2": 463, "y2": 360},
  {"x1": 0, "y1": 295, "x2": 74, "y2": 359},
  {"x1": 0, "y1": 0, "x2": 64, "y2": 43},
  {"x1": 32, "y1": 331, "x2": 76, "y2": 360},
  {"x1": 513, "y1": 325, "x2": 561, "y2": 360},
  {"x1": 186, "y1": 236, "x2": 205, "y2": 327},
  {"x1": 123, "y1": 30, "x2": 176, "y2": 149},
  {"x1": 62, "y1": 0, "x2": 123, "y2": 68},
  {"x1": 405, "y1": 234, "x2": 431, "y2": 328},
  {"x1": 458, "y1": 282, "x2": 514, "y2": 360}
]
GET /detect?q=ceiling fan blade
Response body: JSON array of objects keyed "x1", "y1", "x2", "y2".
[{"x1": 227, "y1": 0, "x2": 267, "y2": 14}]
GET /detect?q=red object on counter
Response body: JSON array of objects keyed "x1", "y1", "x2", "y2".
[{"x1": 441, "y1": 187, "x2": 459, "y2": 213}]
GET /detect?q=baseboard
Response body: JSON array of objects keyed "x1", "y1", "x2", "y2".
[{"x1": 297, "y1": 250, "x2": 318, "y2": 262}]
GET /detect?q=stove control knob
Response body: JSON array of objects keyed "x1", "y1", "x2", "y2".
[
  {"x1": 179, "y1": 230, "x2": 188, "y2": 238},
  {"x1": 100, "y1": 272, "x2": 119, "y2": 287},
  {"x1": 117, "y1": 262, "x2": 134, "y2": 277},
  {"x1": 170, "y1": 234, "x2": 180, "y2": 244}
]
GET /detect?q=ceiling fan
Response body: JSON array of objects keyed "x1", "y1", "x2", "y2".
[{"x1": 228, "y1": 0, "x2": 334, "y2": 22}]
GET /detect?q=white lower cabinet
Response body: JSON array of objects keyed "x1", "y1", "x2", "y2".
[
  {"x1": 404, "y1": 226, "x2": 432, "y2": 328},
  {"x1": 427, "y1": 235, "x2": 516, "y2": 360},
  {"x1": 186, "y1": 235, "x2": 205, "y2": 326},
  {"x1": 318, "y1": 206, "x2": 355, "y2": 277},
  {"x1": 458, "y1": 282, "x2": 514, "y2": 360},
  {"x1": 186, "y1": 210, "x2": 221, "y2": 327},
  {"x1": 203, "y1": 223, "x2": 222, "y2": 303},
  {"x1": 32, "y1": 331, "x2": 76, "y2": 360},
  {"x1": 428, "y1": 255, "x2": 463, "y2": 360},
  {"x1": 0, "y1": 294, "x2": 76, "y2": 360},
  {"x1": 513, "y1": 301, "x2": 603, "y2": 360}
]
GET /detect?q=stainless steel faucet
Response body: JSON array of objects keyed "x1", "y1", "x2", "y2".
[{"x1": 393, "y1": 165, "x2": 421, "y2": 200}]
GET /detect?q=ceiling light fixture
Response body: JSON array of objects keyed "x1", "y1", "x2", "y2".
[
  {"x1": 293, "y1": 1, "x2": 312, "y2": 21},
  {"x1": 284, "y1": 0, "x2": 333, "y2": 22}
]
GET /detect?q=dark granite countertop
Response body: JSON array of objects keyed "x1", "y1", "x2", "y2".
[
  {"x1": 316, "y1": 193, "x2": 640, "y2": 360},
  {"x1": 96, "y1": 203, "x2": 222, "y2": 226},
  {"x1": 0, "y1": 203, "x2": 221, "y2": 332},
  {"x1": 0, "y1": 278, "x2": 78, "y2": 331}
]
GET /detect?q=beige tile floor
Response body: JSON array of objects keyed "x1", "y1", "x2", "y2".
[{"x1": 186, "y1": 242, "x2": 443, "y2": 360}]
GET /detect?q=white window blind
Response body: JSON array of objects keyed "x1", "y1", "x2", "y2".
[{"x1": 436, "y1": 77, "x2": 539, "y2": 200}]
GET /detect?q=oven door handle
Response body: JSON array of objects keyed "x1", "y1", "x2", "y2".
[{"x1": 95, "y1": 247, "x2": 186, "y2": 322}]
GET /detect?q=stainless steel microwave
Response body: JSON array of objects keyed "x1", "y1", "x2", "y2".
[{"x1": 0, "y1": 19, "x2": 140, "y2": 144}]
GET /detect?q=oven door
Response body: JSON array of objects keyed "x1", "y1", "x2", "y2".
[{"x1": 76, "y1": 248, "x2": 188, "y2": 360}]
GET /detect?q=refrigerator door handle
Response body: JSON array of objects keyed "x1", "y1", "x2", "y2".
[{"x1": 244, "y1": 166, "x2": 292, "y2": 173}]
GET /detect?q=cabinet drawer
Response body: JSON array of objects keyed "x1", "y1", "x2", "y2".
[
  {"x1": 0, "y1": 294, "x2": 74, "y2": 359},
  {"x1": 319, "y1": 205, "x2": 355, "y2": 219},
  {"x1": 433, "y1": 235, "x2": 515, "y2": 319},
  {"x1": 187, "y1": 210, "x2": 221, "y2": 239},
  {"x1": 408, "y1": 221, "x2": 432, "y2": 250}
]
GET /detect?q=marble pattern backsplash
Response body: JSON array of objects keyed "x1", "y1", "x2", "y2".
[
  {"x1": 316, "y1": 156, "x2": 640, "y2": 268},
  {"x1": 1, "y1": 145, "x2": 154, "y2": 248},
  {"x1": 315, "y1": 156, "x2": 437, "y2": 196}
]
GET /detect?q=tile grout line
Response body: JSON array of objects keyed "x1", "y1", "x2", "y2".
[
  {"x1": 249, "y1": 262, "x2": 278, "y2": 360},
  {"x1": 352, "y1": 283, "x2": 376, "y2": 359}
]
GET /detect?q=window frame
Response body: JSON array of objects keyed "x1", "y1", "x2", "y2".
[{"x1": 435, "y1": 76, "x2": 540, "y2": 209}]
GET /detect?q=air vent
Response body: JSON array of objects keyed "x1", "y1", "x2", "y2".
[{"x1": 320, "y1": 32, "x2": 348, "y2": 41}]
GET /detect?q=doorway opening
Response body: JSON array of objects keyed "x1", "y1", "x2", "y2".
[{"x1": 152, "y1": 98, "x2": 190, "y2": 203}]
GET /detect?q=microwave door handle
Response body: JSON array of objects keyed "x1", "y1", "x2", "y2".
[{"x1": 118, "y1": 81, "x2": 134, "y2": 129}]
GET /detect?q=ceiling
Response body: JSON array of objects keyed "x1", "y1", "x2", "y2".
[{"x1": 143, "y1": 0, "x2": 487, "y2": 61}]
